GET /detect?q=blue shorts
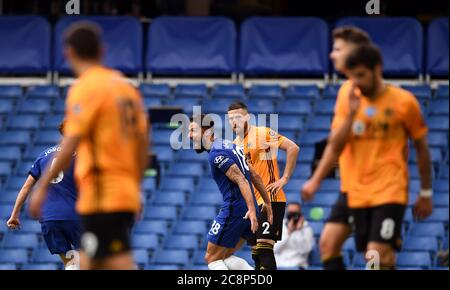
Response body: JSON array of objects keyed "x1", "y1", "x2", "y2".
[
  {"x1": 41, "y1": 220, "x2": 81, "y2": 255},
  {"x1": 207, "y1": 214, "x2": 253, "y2": 249}
]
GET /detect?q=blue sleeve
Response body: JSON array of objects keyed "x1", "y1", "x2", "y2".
[
  {"x1": 29, "y1": 157, "x2": 42, "y2": 180},
  {"x1": 210, "y1": 150, "x2": 236, "y2": 175}
]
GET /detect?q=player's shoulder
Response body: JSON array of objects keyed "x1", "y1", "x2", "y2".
[
  {"x1": 388, "y1": 84, "x2": 419, "y2": 106},
  {"x1": 38, "y1": 145, "x2": 60, "y2": 160}
]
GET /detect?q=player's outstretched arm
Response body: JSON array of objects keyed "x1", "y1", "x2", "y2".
[
  {"x1": 248, "y1": 164, "x2": 273, "y2": 225},
  {"x1": 225, "y1": 164, "x2": 258, "y2": 233},
  {"x1": 7, "y1": 175, "x2": 37, "y2": 229},
  {"x1": 29, "y1": 136, "x2": 80, "y2": 218},
  {"x1": 267, "y1": 137, "x2": 299, "y2": 194},
  {"x1": 413, "y1": 137, "x2": 433, "y2": 220}
]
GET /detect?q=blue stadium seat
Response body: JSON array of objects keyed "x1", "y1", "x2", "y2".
[
  {"x1": 0, "y1": 131, "x2": 31, "y2": 147},
  {"x1": 133, "y1": 249, "x2": 149, "y2": 267},
  {"x1": 176, "y1": 149, "x2": 208, "y2": 163},
  {"x1": 212, "y1": 84, "x2": 245, "y2": 99},
  {"x1": 152, "y1": 129, "x2": 175, "y2": 146},
  {"x1": 41, "y1": 115, "x2": 64, "y2": 130},
  {"x1": 278, "y1": 116, "x2": 303, "y2": 132},
  {"x1": 0, "y1": 190, "x2": 16, "y2": 203},
  {"x1": 190, "y1": 192, "x2": 223, "y2": 207},
  {"x1": 343, "y1": 238, "x2": 356, "y2": 253},
  {"x1": 0, "y1": 249, "x2": 28, "y2": 264},
  {"x1": 319, "y1": 179, "x2": 341, "y2": 192},
  {"x1": 152, "y1": 146, "x2": 174, "y2": 163},
  {"x1": 428, "y1": 116, "x2": 449, "y2": 131},
  {"x1": 246, "y1": 99, "x2": 275, "y2": 115},
  {"x1": 152, "y1": 191, "x2": 186, "y2": 207},
  {"x1": 403, "y1": 237, "x2": 439, "y2": 253},
  {"x1": 203, "y1": 99, "x2": 235, "y2": 115},
  {"x1": 26, "y1": 85, "x2": 59, "y2": 99},
  {"x1": 322, "y1": 84, "x2": 341, "y2": 99},
  {"x1": 165, "y1": 234, "x2": 199, "y2": 251},
  {"x1": 7, "y1": 115, "x2": 41, "y2": 130},
  {"x1": 0, "y1": 146, "x2": 21, "y2": 162},
  {"x1": 435, "y1": 84, "x2": 449, "y2": 99},
  {"x1": 2, "y1": 233, "x2": 39, "y2": 249},
  {"x1": 174, "y1": 84, "x2": 208, "y2": 99},
  {"x1": 351, "y1": 253, "x2": 367, "y2": 268},
  {"x1": 292, "y1": 165, "x2": 311, "y2": 178},
  {"x1": 435, "y1": 180, "x2": 449, "y2": 193},
  {"x1": 240, "y1": 17, "x2": 328, "y2": 76},
  {"x1": 297, "y1": 147, "x2": 315, "y2": 163},
  {"x1": 144, "y1": 205, "x2": 178, "y2": 221},
  {"x1": 133, "y1": 220, "x2": 168, "y2": 236},
  {"x1": 139, "y1": 84, "x2": 171, "y2": 99},
  {"x1": 310, "y1": 193, "x2": 338, "y2": 207},
  {"x1": 197, "y1": 178, "x2": 218, "y2": 192},
  {"x1": 32, "y1": 249, "x2": 62, "y2": 264},
  {"x1": 0, "y1": 99, "x2": 15, "y2": 114},
  {"x1": 153, "y1": 249, "x2": 189, "y2": 266},
  {"x1": 315, "y1": 99, "x2": 336, "y2": 115},
  {"x1": 397, "y1": 252, "x2": 432, "y2": 269},
  {"x1": 433, "y1": 194, "x2": 449, "y2": 207},
  {"x1": 183, "y1": 206, "x2": 217, "y2": 221},
  {"x1": 167, "y1": 162, "x2": 204, "y2": 178},
  {"x1": 0, "y1": 263, "x2": 17, "y2": 270},
  {"x1": 173, "y1": 221, "x2": 206, "y2": 236},
  {"x1": 144, "y1": 264, "x2": 180, "y2": 270},
  {"x1": 429, "y1": 100, "x2": 449, "y2": 116},
  {"x1": 336, "y1": 17, "x2": 423, "y2": 76},
  {"x1": 284, "y1": 192, "x2": 301, "y2": 204},
  {"x1": 307, "y1": 116, "x2": 332, "y2": 131},
  {"x1": 309, "y1": 250, "x2": 323, "y2": 266},
  {"x1": 298, "y1": 131, "x2": 328, "y2": 146},
  {"x1": 248, "y1": 85, "x2": 282, "y2": 99},
  {"x1": 0, "y1": 16, "x2": 50, "y2": 74},
  {"x1": 421, "y1": 208, "x2": 449, "y2": 223},
  {"x1": 0, "y1": 204, "x2": 13, "y2": 219},
  {"x1": 0, "y1": 85, "x2": 22, "y2": 99},
  {"x1": 0, "y1": 162, "x2": 12, "y2": 179},
  {"x1": 409, "y1": 147, "x2": 442, "y2": 164},
  {"x1": 285, "y1": 85, "x2": 320, "y2": 99},
  {"x1": 164, "y1": 98, "x2": 201, "y2": 114},
  {"x1": 22, "y1": 263, "x2": 59, "y2": 270},
  {"x1": 132, "y1": 234, "x2": 159, "y2": 251},
  {"x1": 308, "y1": 221, "x2": 324, "y2": 237},
  {"x1": 401, "y1": 85, "x2": 432, "y2": 100},
  {"x1": 278, "y1": 100, "x2": 312, "y2": 116},
  {"x1": 52, "y1": 99, "x2": 65, "y2": 114},
  {"x1": 34, "y1": 130, "x2": 61, "y2": 146},
  {"x1": 160, "y1": 177, "x2": 195, "y2": 193},
  {"x1": 193, "y1": 250, "x2": 206, "y2": 265},
  {"x1": 408, "y1": 165, "x2": 420, "y2": 180},
  {"x1": 18, "y1": 220, "x2": 41, "y2": 234},
  {"x1": 147, "y1": 17, "x2": 236, "y2": 75},
  {"x1": 144, "y1": 97, "x2": 163, "y2": 110},
  {"x1": 427, "y1": 17, "x2": 449, "y2": 77},
  {"x1": 55, "y1": 16, "x2": 142, "y2": 74},
  {"x1": 141, "y1": 177, "x2": 156, "y2": 192},
  {"x1": 24, "y1": 145, "x2": 48, "y2": 161},
  {"x1": 440, "y1": 165, "x2": 449, "y2": 180},
  {"x1": 283, "y1": 178, "x2": 305, "y2": 192},
  {"x1": 427, "y1": 132, "x2": 448, "y2": 148},
  {"x1": 5, "y1": 176, "x2": 27, "y2": 191}
]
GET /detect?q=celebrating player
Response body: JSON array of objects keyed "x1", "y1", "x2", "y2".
[
  {"x1": 7, "y1": 121, "x2": 80, "y2": 270},
  {"x1": 189, "y1": 114, "x2": 273, "y2": 270},
  {"x1": 29, "y1": 22, "x2": 149, "y2": 270},
  {"x1": 228, "y1": 101, "x2": 299, "y2": 270},
  {"x1": 302, "y1": 26, "x2": 372, "y2": 270},
  {"x1": 303, "y1": 44, "x2": 433, "y2": 269}
]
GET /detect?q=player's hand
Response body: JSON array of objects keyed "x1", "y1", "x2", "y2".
[
  {"x1": 6, "y1": 215, "x2": 21, "y2": 230},
  {"x1": 261, "y1": 203, "x2": 273, "y2": 225},
  {"x1": 348, "y1": 83, "x2": 360, "y2": 117},
  {"x1": 301, "y1": 178, "x2": 320, "y2": 202},
  {"x1": 244, "y1": 210, "x2": 258, "y2": 233},
  {"x1": 266, "y1": 177, "x2": 288, "y2": 196},
  {"x1": 29, "y1": 185, "x2": 47, "y2": 219},
  {"x1": 413, "y1": 196, "x2": 433, "y2": 220}
]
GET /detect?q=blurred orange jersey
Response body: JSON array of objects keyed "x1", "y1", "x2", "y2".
[
  {"x1": 332, "y1": 81, "x2": 428, "y2": 208},
  {"x1": 65, "y1": 65, "x2": 148, "y2": 215},
  {"x1": 234, "y1": 126, "x2": 286, "y2": 204}
]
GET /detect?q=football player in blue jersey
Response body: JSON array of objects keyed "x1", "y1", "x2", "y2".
[
  {"x1": 189, "y1": 114, "x2": 273, "y2": 270},
  {"x1": 7, "y1": 121, "x2": 80, "y2": 270}
]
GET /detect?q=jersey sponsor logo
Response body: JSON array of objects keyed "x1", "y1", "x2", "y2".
[
  {"x1": 217, "y1": 158, "x2": 230, "y2": 169},
  {"x1": 352, "y1": 120, "x2": 366, "y2": 135},
  {"x1": 214, "y1": 155, "x2": 225, "y2": 164},
  {"x1": 366, "y1": 106, "x2": 376, "y2": 117}
]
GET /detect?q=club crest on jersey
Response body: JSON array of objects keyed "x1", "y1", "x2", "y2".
[
  {"x1": 366, "y1": 106, "x2": 376, "y2": 117},
  {"x1": 269, "y1": 129, "x2": 277, "y2": 137},
  {"x1": 214, "y1": 155, "x2": 225, "y2": 164},
  {"x1": 352, "y1": 120, "x2": 366, "y2": 135}
]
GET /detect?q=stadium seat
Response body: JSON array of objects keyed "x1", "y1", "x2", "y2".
[
  {"x1": 0, "y1": 146, "x2": 21, "y2": 162},
  {"x1": 144, "y1": 264, "x2": 180, "y2": 270},
  {"x1": 343, "y1": 238, "x2": 356, "y2": 253},
  {"x1": 408, "y1": 147, "x2": 442, "y2": 164},
  {"x1": 34, "y1": 130, "x2": 61, "y2": 146},
  {"x1": 133, "y1": 249, "x2": 149, "y2": 267},
  {"x1": 139, "y1": 84, "x2": 171, "y2": 99},
  {"x1": 42, "y1": 115, "x2": 64, "y2": 130},
  {"x1": 165, "y1": 234, "x2": 199, "y2": 251},
  {"x1": 308, "y1": 221, "x2": 324, "y2": 237},
  {"x1": 0, "y1": 162, "x2": 12, "y2": 179},
  {"x1": 174, "y1": 84, "x2": 208, "y2": 99},
  {"x1": 26, "y1": 85, "x2": 59, "y2": 99},
  {"x1": 0, "y1": 204, "x2": 13, "y2": 219},
  {"x1": 32, "y1": 249, "x2": 62, "y2": 264},
  {"x1": 284, "y1": 192, "x2": 301, "y2": 204},
  {"x1": 18, "y1": 220, "x2": 41, "y2": 234},
  {"x1": 435, "y1": 180, "x2": 449, "y2": 193},
  {"x1": 297, "y1": 147, "x2": 315, "y2": 163},
  {"x1": 351, "y1": 253, "x2": 367, "y2": 268},
  {"x1": 401, "y1": 85, "x2": 432, "y2": 100},
  {"x1": 172, "y1": 221, "x2": 207, "y2": 236},
  {"x1": 132, "y1": 234, "x2": 159, "y2": 251},
  {"x1": 160, "y1": 177, "x2": 195, "y2": 193},
  {"x1": 429, "y1": 100, "x2": 449, "y2": 116},
  {"x1": 183, "y1": 206, "x2": 217, "y2": 221},
  {"x1": 141, "y1": 177, "x2": 156, "y2": 192},
  {"x1": 0, "y1": 99, "x2": 15, "y2": 115},
  {"x1": 426, "y1": 17, "x2": 449, "y2": 77},
  {"x1": 176, "y1": 149, "x2": 208, "y2": 163},
  {"x1": 24, "y1": 145, "x2": 48, "y2": 161},
  {"x1": 433, "y1": 194, "x2": 449, "y2": 207},
  {"x1": 435, "y1": 84, "x2": 449, "y2": 99},
  {"x1": 427, "y1": 132, "x2": 448, "y2": 149},
  {"x1": 212, "y1": 84, "x2": 245, "y2": 99},
  {"x1": 298, "y1": 131, "x2": 328, "y2": 146},
  {"x1": 278, "y1": 116, "x2": 303, "y2": 132},
  {"x1": 152, "y1": 129, "x2": 175, "y2": 146},
  {"x1": 292, "y1": 165, "x2": 312, "y2": 178},
  {"x1": 190, "y1": 192, "x2": 222, "y2": 207},
  {"x1": 164, "y1": 98, "x2": 201, "y2": 114},
  {"x1": 403, "y1": 237, "x2": 439, "y2": 253},
  {"x1": 5, "y1": 176, "x2": 25, "y2": 191},
  {"x1": 22, "y1": 263, "x2": 59, "y2": 270},
  {"x1": 310, "y1": 193, "x2": 338, "y2": 207},
  {"x1": 0, "y1": 190, "x2": 17, "y2": 204},
  {"x1": 133, "y1": 220, "x2": 168, "y2": 236},
  {"x1": 167, "y1": 162, "x2": 204, "y2": 178},
  {"x1": 285, "y1": 85, "x2": 320, "y2": 99},
  {"x1": 307, "y1": 116, "x2": 332, "y2": 131},
  {"x1": 17, "y1": 100, "x2": 52, "y2": 115},
  {"x1": 421, "y1": 208, "x2": 449, "y2": 223},
  {"x1": 153, "y1": 249, "x2": 189, "y2": 267},
  {"x1": 52, "y1": 99, "x2": 65, "y2": 114},
  {"x1": 248, "y1": 85, "x2": 282, "y2": 100},
  {"x1": 197, "y1": 178, "x2": 218, "y2": 192},
  {"x1": 322, "y1": 84, "x2": 341, "y2": 99},
  {"x1": 152, "y1": 191, "x2": 187, "y2": 207},
  {"x1": 144, "y1": 97, "x2": 163, "y2": 109},
  {"x1": 193, "y1": 250, "x2": 207, "y2": 265},
  {"x1": 283, "y1": 178, "x2": 305, "y2": 192},
  {"x1": 428, "y1": 116, "x2": 449, "y2": 131},
  {"x1": 7, "y1": 115, "x2": 41, "y2": 130},
  {"x1": 319, "y1": 179, "x2": 341, "y2": 192},
  {"x1": 397, "y1": 252, "x2": 432, "y2": 269},
  {"x1": 0, "y1": 263, "x2": 17, "y2": 270},
  {"x1": 2, "y1": 233, "x2": 39, "y2": 249},
  {"x1": 314, "y1": 99, "x2": 336, "y2": 115},
  {"x1": 151, "y1": 146, "x2": 174, "y2": 163},
  {"x1": 0, "y1": 85, "x2": 22, "y2": 99},
  {"x1": 246, "y1": 99, "x2": 275, "y2": 115},
  {"x1": 278, "y1": 100, "x2": 312, "y2": 116},
  {"x1": 0, "y1": 249, "x2": 28, "y2": 264},
  {"x1": 0, "y1": 131, "x2": 31, "y2": 147},
  {"x1": 144, "y1": 205, "x2": 178, "y2": 221}
]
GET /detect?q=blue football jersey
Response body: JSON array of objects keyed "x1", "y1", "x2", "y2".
[
  {"x1": 208, "y1": 139, "x2": 258, "y2": 218},
  {"x1": 29, "y1": 146, "x2": 78, "y2": 222}
]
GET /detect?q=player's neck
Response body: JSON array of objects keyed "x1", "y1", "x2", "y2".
[
  {"x1": 74, "y1": 61, "x2": 102, "y2": 77},
  {"x1": 368, "y1": 79, "x2": 386, "y2": 100}
]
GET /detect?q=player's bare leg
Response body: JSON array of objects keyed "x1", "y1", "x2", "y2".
[
  {"x1": 223, "y1": 238, "x2": 254, "y2": 270},
  {"x1": 320, "y1": 222, "x2": 351, "y2": 270},
  {"x1": 205, "y1": 242, "x2": 229, "y2": 270},
  {"x1": 366, "y1": 242, "x2": 396, "y2": 270}
]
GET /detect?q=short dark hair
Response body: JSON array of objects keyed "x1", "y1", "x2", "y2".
[
  {"x1": 332, "y1": 26, "x2": 371, "y2": 45},
  {"x1": 345, "y1": 44, "x2": 383, "y2": 71},
  {"x1": 190, "y1": 114, "x2": 214, "y2": 130},
  {"x1": 227, "y1": 101, "x2": 248, "y2": 112},
  {"x1": 64, "y1": 22, "x2": 102, "y2": 60},
  {"x1": 58, "y1": 120, "x2": 65, "y2": 135}
]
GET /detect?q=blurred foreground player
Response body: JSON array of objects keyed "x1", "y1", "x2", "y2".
[
  {"x1": 7, "y1": 122, "x2": 80, "y2": 270},
  {"x1": 29, "y1": 22, "x2": 149, "y2": 270},
  {"x1": 189, "y1": 114, "x2": 273, "y2": 270},
  {"x1": 228, "y1": 102, "x2": 299, "y2": 270},
  {"x1": 302, "y1": 26, "x2": 372, "y2": 270},
  {"x1": 303, "y1": 44, "x2": 433, "y2": 269}
]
